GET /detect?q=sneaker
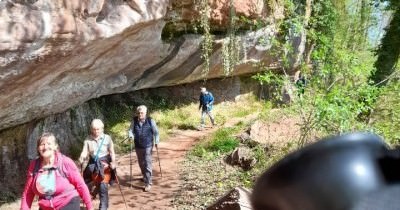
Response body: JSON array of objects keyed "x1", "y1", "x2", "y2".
[{"x1": 144, "y1": 184, "x2": 152, "y2": 192}]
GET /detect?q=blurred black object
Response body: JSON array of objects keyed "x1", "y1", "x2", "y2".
[{"x1": 251, "y1": 132, "x2": 400, "y2": 210}]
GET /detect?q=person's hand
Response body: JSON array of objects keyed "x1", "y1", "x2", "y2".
[
  {"x1": 110, "y1": 162, "x2": 117, "y2": 169},
  {"x1": 78, "y1": 156, "x2": 85, "y2": 164}
]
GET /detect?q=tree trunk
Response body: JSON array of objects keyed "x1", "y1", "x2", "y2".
[{"x1": 371, "y1": 7, "x2": 400, "y2": 86}]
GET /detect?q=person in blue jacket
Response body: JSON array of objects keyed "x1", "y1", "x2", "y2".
[
  {"x1": 199, "y1": 87, "x2": 216, "y2": 128},
  {"x1": 128, "y1": 105, "x2": 159, "y2": 192}
]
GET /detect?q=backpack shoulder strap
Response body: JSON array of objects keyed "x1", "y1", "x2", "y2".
[
  {"x1": 146, "y1": 117, "x2": 153, "y2": 127},
  {"x1": 32, "y1": 158, "x2": 41, "y2": 176}
]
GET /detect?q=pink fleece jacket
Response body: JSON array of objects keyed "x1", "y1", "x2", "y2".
[{"x1": 20, "y1": 152, "x2": 93, "y2": 210}]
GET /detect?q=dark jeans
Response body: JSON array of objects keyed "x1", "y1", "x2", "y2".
[
  {"x1": 136, "y1": 147, "x2": 153, "y2": 185},
  {"x1": 60, "y1": 196, "x2": 80, "y2": 210},
  {"x1": 99, "y1": 182, "x2": 109, "y2": 210}
]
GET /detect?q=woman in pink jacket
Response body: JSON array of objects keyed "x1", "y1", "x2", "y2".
[{"x1": 20, "y1": 132, "x2": 93, "y2": 210}]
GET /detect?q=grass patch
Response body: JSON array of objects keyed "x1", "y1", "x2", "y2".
[
  {"x1": 191, "y1": 126, "x2": 245, "y2": 159},
  {"x1": 151, "y1": 104, "x2": 200, "y2": 140}
]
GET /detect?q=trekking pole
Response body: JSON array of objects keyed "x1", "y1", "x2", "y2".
[
  {"x1": 79, "y1": 163, "x2": 86, "y2": 209},
  {"x1": 121, "y1": 137, "x2": 129, "y2": 143},
  {"x1": 155, "y1": 144, "x2": 163, "y2": 178},
  {"x1": 115, "y1": 171, "x2": 129, "y2": 210},
  {"x1": 129, "y1": 137, "x2": 133, "y2": 188}
]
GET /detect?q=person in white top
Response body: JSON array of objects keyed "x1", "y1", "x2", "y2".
[{"x1": 79, "y1": 119, "x2": 116, "y2": 210}]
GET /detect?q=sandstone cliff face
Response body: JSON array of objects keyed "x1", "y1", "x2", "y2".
[
  {"x1": 0, "y1": 0, "x2": 283, "y2": 131},
  {"x1": 0, "y1": 0, "x2": 286, "y2": 197}
]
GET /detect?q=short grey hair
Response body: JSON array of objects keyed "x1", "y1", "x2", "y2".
[
  {"x1": 137, "y1": 105, "x2": 147, "y2": 113},
  {"x1": 91, "y1": 119, "x2": 104, "y2": 129}
]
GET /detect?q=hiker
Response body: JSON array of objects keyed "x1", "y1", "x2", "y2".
[
  {"x1": 79, "y1": 119, "x2": 117, "y2": 210},
  {"x1": 295, "y1": 72, "x2": 307, "y2": 97},
  {"x1": 128, "y1": 105, "x2": 160, "y2": 192},
  {"x1": 199, "y1": 87, "x2": 216, "y2": 128},
  {"x1": 20, "y1": 132, "x2": 93, "y2": 210}
]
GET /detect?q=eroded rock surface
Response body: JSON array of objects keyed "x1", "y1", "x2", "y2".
[{"x1": 0, "y1": 0, "x2": 283, "y2": 130}]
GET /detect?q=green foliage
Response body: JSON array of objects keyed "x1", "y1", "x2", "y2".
[
  {"x1": 252, "y1": 63, "x2": 285, "y2": 102},
  {"x1": 152, "y1": 103, "x2": 200, "y2": 140},
  {"x1": 99, "y1": 101, "x2": 133, "y2": 152},
  {"x1": 371, "y1": 81, "x2": 400, "y2": 145},
  {"x1": 312, "y1": 84, "x2": 378, "y2": 133},
  {"x1": 197, "y1": 0, "x2": 213, "y2": 76},
  {"x1": 308, "y1": 0, "x2": 336, "y2": 42},
  {"x1": 237, "y1": 15, "x2": 266, "y2": 31},
  {"x1": 295, "y1": 47, "x2": 379, "y2": 143},
  {"x1": 371, "y1": 6, "x2": 400, "y2": 86},
  {"x1": 222, "y1": 0, "x2": 240, "y2": 76},
  {"x1": 276, "y1": 0, "x2": 395, "y2": 144},
  {"x1": 208, "y1": 128, "x2": 240, "y2": 152},
  {"x1": 191, "y1": 127, "x2": 240, "y2": 159}
]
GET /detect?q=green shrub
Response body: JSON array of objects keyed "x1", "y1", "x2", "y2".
[
  {"x1": 371, "y1": 82, "x2": 400, "y2": 145},
  {"x1": 190, "y1": 127, "x2": 241, "y2": 159},
  {"x1": 207, "y1": 128, "x2": 240, "y2": 153}
]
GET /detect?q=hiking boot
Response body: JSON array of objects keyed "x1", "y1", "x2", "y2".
[{"x1": 144, "y1": 184, "x2": 152, "y2": 192}]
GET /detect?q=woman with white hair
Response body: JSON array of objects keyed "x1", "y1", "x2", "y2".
[{"x1": 79, "y1": 119, "x2": 116, "y2": 210}]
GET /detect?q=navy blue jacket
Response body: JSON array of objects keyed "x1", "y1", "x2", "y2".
[
  {"x1": 199, "y1": 92, "x2": 214, "y2": 111},
  {"x1": 132, "y1": 117, "x2": 155, "y2": 148}
]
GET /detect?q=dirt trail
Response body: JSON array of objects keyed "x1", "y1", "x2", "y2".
[{"x1": 100, "y1": 127, "x2": 217, "y2": 210}]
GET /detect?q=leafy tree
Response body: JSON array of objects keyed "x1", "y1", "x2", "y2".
[{"x1": 370, "y1": 0, "x2": 400, "y2": 86}]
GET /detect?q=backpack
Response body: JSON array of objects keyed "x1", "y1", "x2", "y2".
[{"x1": 32, "y1": 154, "x2": 68, "y2": 178}]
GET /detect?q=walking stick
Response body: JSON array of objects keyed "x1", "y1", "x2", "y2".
[
  {"x1": 155, "y1": 144, "x2": 163, "y2": 178},
  {"x1": 129, "y1": 138, "x2": 133, "y2": 188},
  {"x1": 121, "y1": 137, "x2": 129, "y2": 143},
  {"x1": 121, "y1": 136, "x2": 133, "y2": 187},
  {"x1": 115, "y1": 171, "x2": 129, "y2": 210}
]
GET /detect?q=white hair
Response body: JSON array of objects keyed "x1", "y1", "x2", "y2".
[
  {"x1": 137, "y1": 105, "x2": 147, "y2": 113},
  {"x1": 91, "y1": 119, "x2": 104, "y2": 129}
]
